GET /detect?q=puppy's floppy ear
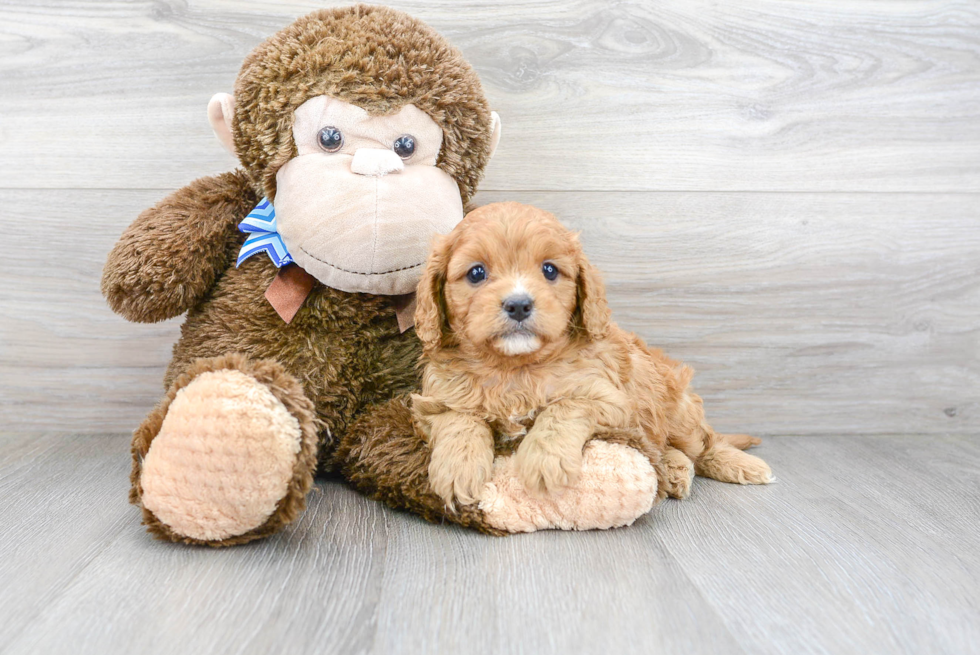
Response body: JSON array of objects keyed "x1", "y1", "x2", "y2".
[
  {"x1": 574, "y1": 247, "x2": 611, "y2": 341},
  {"x1": 414, "y1": 233, "x2": 453, "y2": 351}
]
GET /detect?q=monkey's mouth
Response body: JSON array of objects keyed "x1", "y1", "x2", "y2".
[{"x1": 298, "y1": 246, "x2": 424, "y2": 277}]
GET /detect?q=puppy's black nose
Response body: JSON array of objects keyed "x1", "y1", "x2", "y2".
[{"x1": 502, "y1": 294, "x2": 534, "y2": 322}]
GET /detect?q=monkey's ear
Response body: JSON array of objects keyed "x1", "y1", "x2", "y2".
[
  {"x1": 488, "y1": 111, "x2": 502, "y2": 160},
  {"x1": 207, "y1": 93, "x2": 237, "y2": 156}
]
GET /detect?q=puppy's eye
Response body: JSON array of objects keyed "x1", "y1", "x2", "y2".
[
  {"x1": 317, "y1": 126, "x2": 344, "y2": 152},
  {"x1": 393, "y1": 135, "x2": 416, "y2": 159},
  {"x1": 466, "y1": 264, "x2": 487, "y2": 284},
  {"x1": 542, "y1": 262, "x2": 559, "y2": 281}
]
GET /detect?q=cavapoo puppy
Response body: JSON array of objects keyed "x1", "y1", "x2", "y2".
[{"x1": 412, "y1": 202, "x2": 772, "y2": 507}]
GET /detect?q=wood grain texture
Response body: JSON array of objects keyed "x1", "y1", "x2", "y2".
[
  {"x1": 653, "y1": 435, "x2": 980, "y2": 655},
  {"x1": 0, "y1": 0, "x2": 978, "y2": 191},
  {"x1": 2, "y1": 189, "x2": 976, "y2": 435},
  {"x1": 2, "y1": 433, "x2": 978, "y2": 654},
  {"x1": 371, "y1": 514, "x2": 744, "y2": 654},
  {"x1": 7, "y1": 480, "x2": 394, "y2": 655},
  {"x1": 0, "y1": 434, "x2": 132, "y2": 647}
]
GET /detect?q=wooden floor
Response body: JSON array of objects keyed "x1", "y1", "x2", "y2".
[{"x1": 1, "y1": 433, "x2": 977, "y2": 655}]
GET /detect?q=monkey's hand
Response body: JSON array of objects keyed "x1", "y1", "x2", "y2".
[
  {"x1": 101, "y1": 170, "x2": 257, "y2": 323},
  {"x1": 425, "y1": 411, "x2": 494, "y2": 507}
]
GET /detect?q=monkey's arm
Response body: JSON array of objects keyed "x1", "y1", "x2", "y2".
[{"x1": 101, "y1": 170, "x2": 258, "y2": 323}]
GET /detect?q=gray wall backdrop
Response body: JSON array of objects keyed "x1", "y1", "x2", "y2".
[{"x1": 1, "y1": 0, "x2": 977, "y2": 436}]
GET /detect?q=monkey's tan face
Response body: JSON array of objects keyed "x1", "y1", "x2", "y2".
[{"x1": 274, "y1": 96, "x2": 465, "y2": 295}]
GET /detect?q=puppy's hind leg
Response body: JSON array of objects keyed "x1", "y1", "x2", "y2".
[
  {"x1": 668, "y1": 391, "x2": 772, "y2": 486},
  {"x1": 660, "y1": 447, "x2": 695, "y2": 499},
  {"x1": 718, "y1": 433, "x2": 762, "y2": 450},
  {"x1": 695, "y1": 443, "x2": 773, "y2": 485}
]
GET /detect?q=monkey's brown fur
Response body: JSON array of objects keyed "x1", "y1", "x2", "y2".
[
  {"x1": 233, "y1": 5, "x2": 493, "y2": 204},
  {"x1": 104, "y1": 7, "x2": 662, "y2": 545},
  {"x1": 104, "y1": 6, "x2": 506, "y2": 545}
]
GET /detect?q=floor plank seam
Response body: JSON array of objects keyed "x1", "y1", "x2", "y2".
[
  {"x1": 647, "y1": 520, "x2": 752, "y2": 655},
  {"x1": 2, "y1": 511, "x2": 134, "y2": 652}
]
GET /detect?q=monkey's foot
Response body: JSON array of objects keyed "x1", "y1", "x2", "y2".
[
  {"x1": 478, "y1": 441, "x2": 658, "y2": 533},
  {"x1": 139, "y1": 368, "x2": 309, "y2": 544}
]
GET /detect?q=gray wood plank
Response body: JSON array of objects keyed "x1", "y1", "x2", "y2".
[
  {"x1": 4, "y1": 466, "x2": 394, "y2": 654},
  {"x1": 1, "y1": 0, "x2": 978, "y2": 191},
  {"x1": 371, "y1": 512, "x2": 743, "y2": 655},
  {"x1": 7, "y1": 486, "x2": 744, "y2": 655},
  {"x1": 483, "y1": 190, "x2": 980, "y2": 438},
  {"x1": 651, "y1": 435, "x2": 980, "y2": 655},
  {"x1": 0, "y1": 189, "x2": 183, "y2": 434},
  {"x1": 0, "y1": 429, "x2": 740, "y2": 655},
  {"x1": 0, "y1": 433, "x2": 133, "y2": 647},
  {"x1": 2, "y1": 433, "x2": 978, "y2": 655},
  {"x1": 3, "y1": 189, "x2": 976, "y2": 436}
]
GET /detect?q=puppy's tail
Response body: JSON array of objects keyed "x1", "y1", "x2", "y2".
[
  {"x1": 718, "y1": 433, "x2": 761, "y2": 450},
  {"x1": 695, "y1": 443, "x2": 773, "y2": 485}
]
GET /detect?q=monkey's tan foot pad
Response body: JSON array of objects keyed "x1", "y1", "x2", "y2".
[
  {"x1": 478, "y1": 441, "x2": 658, "y2": 533},
  {"x1": 139, "y1": 369, "x2": 303, "y2": 542}
]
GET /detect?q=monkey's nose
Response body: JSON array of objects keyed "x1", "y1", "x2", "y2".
[
  {"x1": 502, "y1": 294, "x2": 534, "y2": 322},
  {"x1": 350, "y1": 148, "x2": 405, "y2": 177}
]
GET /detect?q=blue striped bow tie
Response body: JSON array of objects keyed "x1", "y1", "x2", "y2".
[{"x1": 236, "y1": 198, "x2": 293, "y2": 268}]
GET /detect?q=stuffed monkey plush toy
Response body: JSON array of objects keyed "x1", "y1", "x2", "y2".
[{"x1": 102, "y1": 5, "x2": 661, "y2": 546}]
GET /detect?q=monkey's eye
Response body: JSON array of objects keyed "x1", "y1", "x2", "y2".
[
  {"x1": 466, "y1": 264, "x2": 487, "y2": 284},
  {"x1": 542, "y1": 262, "x2": 559, "y2": 281},
  {"x1": 393, "y1": 135, "x2": 416, "y2": 159},
  {"x1": 317, "y1": 126, "x2": 344, "y2": 152}
]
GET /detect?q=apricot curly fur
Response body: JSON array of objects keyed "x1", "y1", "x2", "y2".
[
  {"x1": 336, "y1": 397, "x2": 506, "y2": 536},
  {"x1": 413, "y1": 202, "x2": 772, "y2": 502}
]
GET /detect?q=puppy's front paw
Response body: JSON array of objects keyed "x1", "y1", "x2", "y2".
[
  {"x1": 515, "y1": 433, "x2": 584, "y2": 495},
  {"x1": 428, "y1": 437, "x2": 494, "y2": 507}
]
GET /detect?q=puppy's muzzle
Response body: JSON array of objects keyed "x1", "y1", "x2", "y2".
[{"x1": 502, "y1": 294, "x2": 534, "y2": 323}]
